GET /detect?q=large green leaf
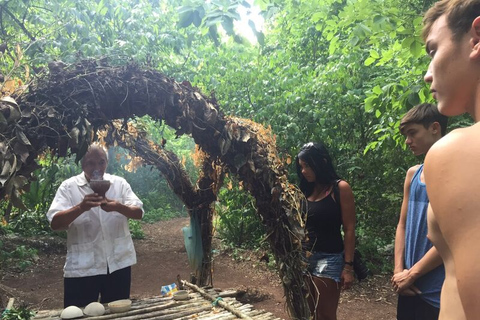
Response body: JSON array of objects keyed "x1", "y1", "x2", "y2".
[
  {"x1": 221, "y1": 16, "x2": 235, "y2": 36},
  {"x1": 178, "y1": 10, "x2": 194, "y2": 28},
  {"x1": 409, "y1": 39, "x2": 424, "y2": 58}
]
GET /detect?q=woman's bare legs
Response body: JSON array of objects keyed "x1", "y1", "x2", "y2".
[{"x1": 306, "y1": 275, "x2": 341, "y2": 320}]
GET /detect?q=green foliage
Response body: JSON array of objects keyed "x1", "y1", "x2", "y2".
[
  {"x1": 216, "y1": 181, "x2": 265, "y2": 249},
  {"x1": 0, "y1": 241, "x2": 38, "y2": 272},
  {"x1": 177, "y1": 0, "x2": 265, "y2": 46},
  {"x1": 187, "y1": 0, "x2": 451, "y2": 271},
  {"x1": 6, "y1": 155, "x2": 79, "y2": 236},
  {"x1": 1, "y1": 305, "x2": 35, "y2": 320},
  {"x1": 105, "y1": 116, "x2": 195, "y2": 223},
  {"x1": 134, "y1": 115, "x2": 199, "y2": 183},
  {"x1": 142, "y1": 201, "x2": 187, "y2": 223},
  {"x1": 128, "y1": 220, "x2": 144, "y2": 239},
  {"x1": 22, "y1": 156, "x2": 78, "y2": 213},
  {"x1": 2, "y1": 0, "x2": 472, "y2": 274},
  {"x1": 106, "y1": 144, "x2": 191, "y2": 222},
  {"x1": 6, "y1": 210, "x2": 51, "y2": 237}
]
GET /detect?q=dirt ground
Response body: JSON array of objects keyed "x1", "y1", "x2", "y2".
[{"x1": 1, "y1": 217, "x2": 397, "y2": 319}]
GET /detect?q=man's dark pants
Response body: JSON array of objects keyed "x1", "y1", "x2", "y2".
[{"x1": 64, "y1": 266, "x2": 131, "y2": 307}]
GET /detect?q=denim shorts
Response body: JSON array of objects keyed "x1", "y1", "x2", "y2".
[{"x1": 306, "y1": 251, "x2": 344, "y2": 283}]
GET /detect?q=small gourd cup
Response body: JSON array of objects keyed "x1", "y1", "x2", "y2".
[{"x1": 89, "y1": 180, "x2": 111, "y2": 198}]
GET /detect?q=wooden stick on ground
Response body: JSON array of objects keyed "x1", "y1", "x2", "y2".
[
  {"x1": 6, "y1": 298, "x2": 14, "y2": 310},
  {"x1": 182, "y1": 281, "x2": 254, "y2": 320}
]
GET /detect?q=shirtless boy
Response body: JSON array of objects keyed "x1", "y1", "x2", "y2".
[{"x1": 422, "y1": 1, "x2": 480, "y2": 319}]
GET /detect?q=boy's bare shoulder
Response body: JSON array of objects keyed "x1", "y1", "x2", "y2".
[
  {"x1": 424, "y1": 125, "x2": 480, "y2": 191},
  {"x1": 425, "y1": 126, "x2": 473, "y2": 164},
  {"x1": 407, "y1": 164, "x2": 422, "y2": 174}
]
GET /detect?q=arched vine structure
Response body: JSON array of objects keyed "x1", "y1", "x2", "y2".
[{"x1": 1, "y1": 60, "x2": 309, "y2": 319}]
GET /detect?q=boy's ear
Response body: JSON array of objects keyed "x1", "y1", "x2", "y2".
[
  {"x1": 470, "y1": 17, "x2": 480, "y2": 59},
  {"x1": 430, "y1": 121, "x2": 441, "y2": 135}
]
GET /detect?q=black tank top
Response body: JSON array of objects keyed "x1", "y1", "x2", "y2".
[{"x1": 302, "y1": 193, "x2": 344, "y2": 253}]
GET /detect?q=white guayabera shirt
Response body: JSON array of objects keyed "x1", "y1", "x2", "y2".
[{"x1": 47, "y1": 173, "x2": 144, "y2": 278}]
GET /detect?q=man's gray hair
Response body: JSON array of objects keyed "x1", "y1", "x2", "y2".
[{"x1": 81, "y1": 142, "x2": 109, "y2": 165}]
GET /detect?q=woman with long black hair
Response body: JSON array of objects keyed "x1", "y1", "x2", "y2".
[{"x1": 296, "y1": 142, "x2": 356, "y2": 320}]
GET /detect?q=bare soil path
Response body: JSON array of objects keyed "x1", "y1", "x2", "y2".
[{"x1": 1, "y1": 217, "x2": 397, "y2": 319}]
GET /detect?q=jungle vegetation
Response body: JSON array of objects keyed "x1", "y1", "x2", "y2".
[{"x1": 0, "y1": 0, "x2": 471, "y2": 274}]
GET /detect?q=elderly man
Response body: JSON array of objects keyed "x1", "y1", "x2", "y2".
[{"x1": 47, "y1": 143, "x2": 143, "y2": 307}]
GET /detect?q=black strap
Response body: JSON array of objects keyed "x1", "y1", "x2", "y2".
[
  {"x1": 333, "y1": 179, "x2": 341, "y2": 206},
  {"x1": 333, "y1": 179, "x2": 342, "y2": 222}
]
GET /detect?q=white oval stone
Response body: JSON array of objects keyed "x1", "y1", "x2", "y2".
[
  {"x1": 84, "y1": 302, "x2": 105, "y2": 316},
  {"x1": 60, "y1": 306, "x2": 83, "y2": 319}
]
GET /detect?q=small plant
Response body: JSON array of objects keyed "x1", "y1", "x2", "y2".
[
  {"x1": 0, "y1": 242, "x2": 38, "y2": 272},
  {"x1": 142, "y1": 206, "x2": 184, "y2": 223},
  {"x1": 2, "y1": 305, "x2": 35, "y2": 320},
  {"x1": 141, "y1": 192, "x2": 187, "y2": 223},
  {"x1": 129, "y1": 220, "x2": 144, "y2": 239},
  {"x1": 265, "y1": 252, "x2": 277, "y2": 269},
  {"x1": 7, "y1": 210, "x2": 52, "y2": 237}
]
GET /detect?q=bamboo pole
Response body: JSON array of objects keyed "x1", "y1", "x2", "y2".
[
  {"x1": 196, "y1": 310, "x2": 232, "y2": 320},
  {"x1": 129, "y1": 305, "x2": 213, "y2": 320},
  {"x1": 218, "y1": 290, "x2": 240, "y2": 298},
  {"x1": 94, "y1": 301, "x2": 208, "y2": 320},
  {"x1": 182, "y1": 281, "x2": 254, "y2": 320}
]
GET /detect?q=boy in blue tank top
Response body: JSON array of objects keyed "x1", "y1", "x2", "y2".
[{"x1": 392, "y1": 103, "x2": 448, "y2": 320}]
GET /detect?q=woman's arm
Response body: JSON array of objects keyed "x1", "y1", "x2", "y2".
[
  {"x1": 338, "y1": 180, "x2": 356, "y2": 289},
  {"x1": 338, "y1": 180, "x2": 356, "y2": 263}
]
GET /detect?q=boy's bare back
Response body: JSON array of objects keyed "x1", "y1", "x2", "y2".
[
  {"x1": 425, "y1": 125, "x2": 480, "y2": 319},
  {"x1": 422, "y1": 1, "x2": 480, "y2": 318}
]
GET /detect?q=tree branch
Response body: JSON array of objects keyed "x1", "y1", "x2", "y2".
[{"x1": 3, "y1": 5, "x2": 36, "y2": 42}]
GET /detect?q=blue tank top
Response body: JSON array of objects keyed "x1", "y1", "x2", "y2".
[{"x1": 404, "y1": 165, "x2": 445, "y2": 308}]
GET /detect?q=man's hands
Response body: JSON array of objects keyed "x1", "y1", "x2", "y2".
[
  {"x1": 51, "y1": 193, "x2": 104, "y2": 231},
  {"x1": 78, "y1": 194, "x2": 142, "y2": 219},
  {"x1": 78, "y1": 193, "x2": 104, "y2": 212},
  {"x1": 51, "y1": 192, "x2": 141, "y2": 231},
  {"x1": 391, "y1": 269, "x2": 422, "y2": 296},
  {"x1": 100, "y1": 198, "x2": 121, "y2": 212},
  {"x1": 79, "y1": 194, "x2": 122, "y2": 213}
]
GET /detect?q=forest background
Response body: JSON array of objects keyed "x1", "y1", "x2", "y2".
[{"x1": 0, "y1": 0, "x2": 472, "y2": 276}]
